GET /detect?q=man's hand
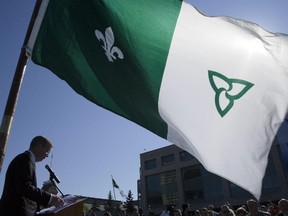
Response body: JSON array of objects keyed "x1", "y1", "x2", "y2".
[{"x1": 49, "y1": 194, "x2": 64, "y2": 208}]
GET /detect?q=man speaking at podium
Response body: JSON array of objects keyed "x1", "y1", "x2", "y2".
[{"x1": 0, "y1": 136, "x2": 64, "y2": 216}]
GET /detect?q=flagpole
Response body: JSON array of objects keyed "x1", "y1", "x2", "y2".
[{"x1": 0, "y1": 0, "x2": 44, "y2": 173}]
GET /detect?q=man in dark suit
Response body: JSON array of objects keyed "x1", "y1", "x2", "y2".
[{"x1": 0, "y1": 136, "x2": 64, "y2": 216}]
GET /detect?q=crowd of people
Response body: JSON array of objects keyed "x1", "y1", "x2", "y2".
[
  {"x1": 158, "y1": 198, "x2": 288, "y2": 216},
  {"x1": 86, "y1": 198, "x2": 288, "y2": 216}
]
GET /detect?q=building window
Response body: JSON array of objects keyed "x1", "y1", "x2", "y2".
[
  {"x1": 146, "y1": 174, "x2": 162, "y2": 207},
  {"x1": 202, "y1": 168, "x2": 224, "y2": 200},
  {"x1": 145, "y1": 159, "x2": 157, "y2": 170},
  {"x1": 145, "y1": 170, "x2": 178, "y2": 208},
  {"x1": 182, "y1": 165, "x2": 203, "y2": 200},
  {"x1": 160, "y1": 170, "x2": 178, "y2": 205},
  {"x1": 179, "y1": 151, "x2": 194, "y2": 161},
  {"x1": 181, "y1": 165, "x2": 223, "y2": 201},
  {"x1": 161, "y1": 154, "x2": 174, "y2": 166}
]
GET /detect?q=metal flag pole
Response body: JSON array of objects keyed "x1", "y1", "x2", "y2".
[{"x1": 0, "y1": 0, "x2": 43, "y2": 173}]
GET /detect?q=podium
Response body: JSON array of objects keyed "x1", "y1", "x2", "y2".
[{"x1": 37, "y1": 195, "x2": 86, "y2": 216}]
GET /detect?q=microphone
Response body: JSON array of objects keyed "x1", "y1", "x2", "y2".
[{"x1": 45, "y1": 164, "x2": 60, "y2": 184}]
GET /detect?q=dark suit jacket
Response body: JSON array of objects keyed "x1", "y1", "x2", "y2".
[{"x1": 0, "y1": 151, "x2": 51, "y2": 216}]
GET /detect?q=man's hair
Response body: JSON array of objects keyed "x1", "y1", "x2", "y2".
[
  {"x1": 30, "y1": 136, "x2": 53, "y2": 149},
  {"x1": 236, "y1": 207, "x2": 247, "y2": 215},
  {"x1": 182, "y1": 203, "x2": 189, "y2": 210}
]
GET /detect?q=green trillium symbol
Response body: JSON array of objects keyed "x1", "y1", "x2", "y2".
[{"x1": 208, "y1": 70, "x2": 254, "y2": 117}]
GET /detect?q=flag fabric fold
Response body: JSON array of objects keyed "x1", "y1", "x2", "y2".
[
  {"x1": 112, "y1": 177, "x2": 127, "y2": 198},
  {"x1": 29, "y1": 0, "x2": 288, "y2": 200},
  {"x1": 112, "y1": 178, "x2": 119, "y2": 189}
]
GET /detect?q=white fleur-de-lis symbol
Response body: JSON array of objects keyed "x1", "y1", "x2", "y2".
[{"x1": 95, "y1": 27, "x2": 124, "y2": 62}]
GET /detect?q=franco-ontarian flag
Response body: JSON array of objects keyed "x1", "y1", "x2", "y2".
[
  {"x1": 112, "y1": 177, "x2": 127, "y2": 198},
  {"x1": 27, "y1": 0, "x2": 288, "y2": 199}
]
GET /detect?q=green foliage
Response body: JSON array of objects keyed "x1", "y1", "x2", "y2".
[
  {"x1": 105, "y1": 191, "x2": 114, "y2": 211},
  {"x1": 124, "y1": 190, "x2": 134, "y2": 214}
]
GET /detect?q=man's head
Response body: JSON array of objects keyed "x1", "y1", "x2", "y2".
[
  {"x1": 220, "y1": 205, "x2": 231, "y2": 216},
  {"x1": 182, "y1": 203, "x2": 190, "y2": 212},
  {"x1": 200, "y1": 208, "x2": 209, "y2": 216},
  {"x1": 29, "y1": 136, "x2": 53, "y2": 162},
  {"x1": 278, "y1": 199, "x2": 288, "y2": 215},
  {"x1": 247, "y1": 199, "x2": 258, "y2": 214},
  {"x1": 235, "y1": 207, "x2": 247, "y2": 216},
  {"x1": 167, "y1": 204, "x2": 175, "y2": 214}
]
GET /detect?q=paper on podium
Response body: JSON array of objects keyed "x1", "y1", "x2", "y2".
[{"x1": 37, "y1": 194, "x2": 86, "y2": 215}]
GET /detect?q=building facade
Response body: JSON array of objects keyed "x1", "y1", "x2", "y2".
[{"x1": 138, "y1": 140, "x2": 288, "y2": 214}]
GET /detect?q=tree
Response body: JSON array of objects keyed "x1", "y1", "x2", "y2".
[
  {"x1": 105, "y1": 191, "x2": 114, "y2": 211},
  {"x1": 125, "y1": 190, "x2": 134, "y2": 215},
  {"x1": 88, "y1": 200, "x2": 101, "y2": 215}
]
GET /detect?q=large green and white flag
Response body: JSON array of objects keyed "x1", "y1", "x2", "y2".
[{"x1": 28, "y1": 0, "x2": 288, "y2": 199}]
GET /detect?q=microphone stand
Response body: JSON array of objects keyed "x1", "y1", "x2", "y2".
[{"x1": 49, "y1": 176, "x2": 64, "y2": 197}]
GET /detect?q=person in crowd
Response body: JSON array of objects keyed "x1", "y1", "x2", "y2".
[
  {"x1": 104, "y1": 212, "x2": 112, "y2": 216},
  {"x1": 260, "y1": 206, "x2": 269, "y2": 213},
  {"x1": 120, "y1": 209, "x2": 128, "y2": 216},
  {"x1": 235, "y1": 207, "x2": 247, "y2": 216},
  {"x1": 200, "y1": 207, "x2": 210, "y2": 216},
  {"x1": 220, "y1": 205, "x2": 235, "y2": 216},
  {"x1": 132, "y1": 206, "x2": 140, "y2": 216},
  {"x1": 240, "y1": 205, "x2": 248, "y2": 212},
  {"x1": 267, "y1": 202, "x2": 279, "y2": 216},
  {"x1": 87, "y1": 212, "x2": 97, "y2": 216},
  {"x1": 174, "y1": 208, "x2": 183, "y2": 216},
  {"x1": 194, "y1": 210, "x2": 201, "y2": 216},
  {"x1": 208, "y1": 204, "x2": 219, "y2": 216},
  {"x1": 161, "y1": 204, "x2": 175, "y2": 216},
  {"x1": 246, "y1": 199, "x2": 270, "y2": 216},
  {"x1": 278, "y1": 199, "x2": 288, "y2": 216},
  {"x1": 139, "y1": 208, "x2": 144, "y2": 216},
  {"x1": 0, "y1": 136, "x2": 64, "y2": 216},
  {"x1": 182, "y1": 203, "x2": 191, "y2": 216}
]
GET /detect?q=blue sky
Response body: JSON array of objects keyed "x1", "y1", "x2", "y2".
[{"x1": 0, "y1": 0, "x2": 288, "y2": 201}]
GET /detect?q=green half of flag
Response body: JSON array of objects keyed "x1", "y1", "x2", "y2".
[
  {"x1": 112, "y1": 178, "x2": 119, "y2": 189},
  {"x1": 31, "y1": 0, "x2": 182, "y2": 138}
]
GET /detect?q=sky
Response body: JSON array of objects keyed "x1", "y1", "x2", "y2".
[{"x1": 0, "y1": 0, "x2": 288, "y2": 201}]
